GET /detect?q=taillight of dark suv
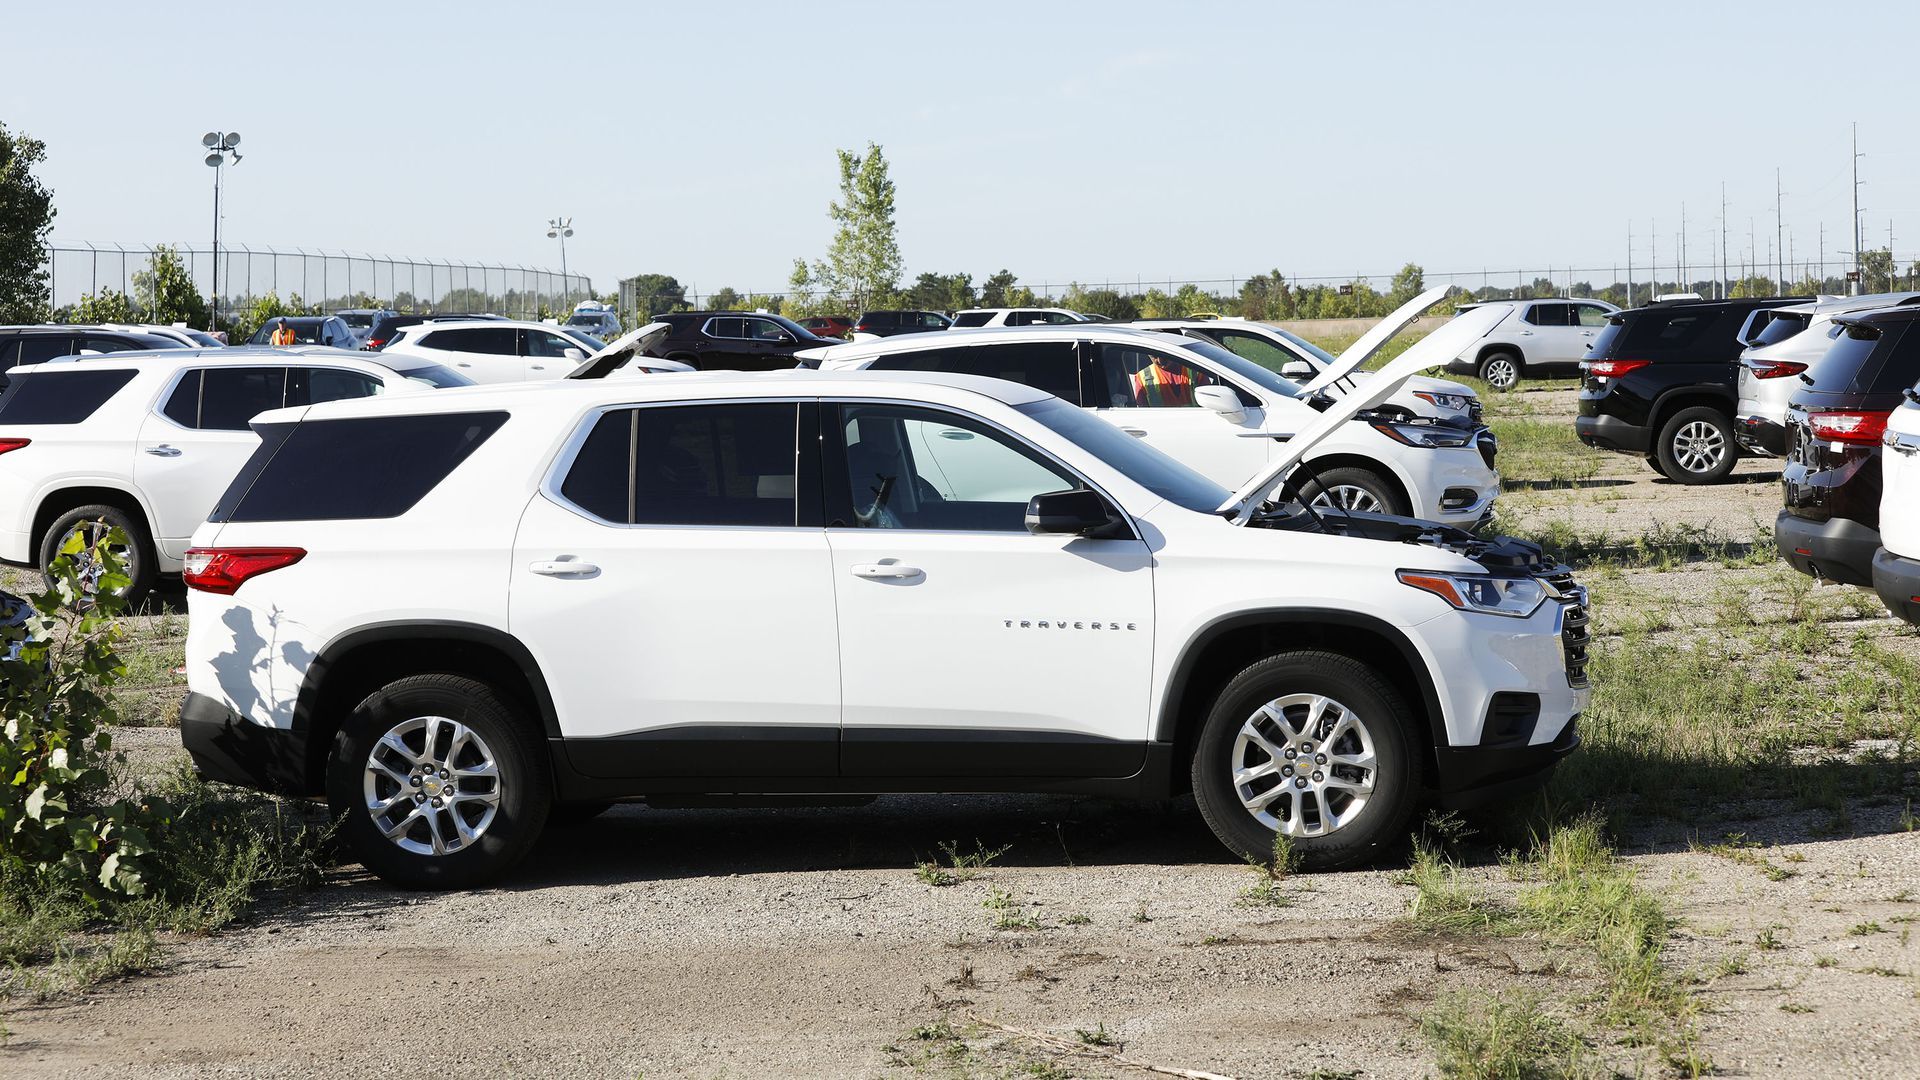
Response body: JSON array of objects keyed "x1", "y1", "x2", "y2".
[{"x1": 1776, "y1": 311, "x2": 1920, "y2": 585}]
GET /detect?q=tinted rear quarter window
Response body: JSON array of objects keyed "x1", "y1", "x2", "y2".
[
  {"x1": 558, "y1": 403, "x2": 797, "y2": 527},
  {"x1": 212, "y1": 412, "x2": 510, "y2": 522},
  {"x1": 1807, "y1": 322, "x2": 1917, "y2": 395},
  {"x1": 0, "y1": 369, "x2": 139, "y2": 424},
  {"x1": 951, "y1": 312, "x2": 992, "y2": 327},
  {"x1": 867, "y1": 341, "x2": 1081, "y2": 402},
  {"x1": 1610, "y1": 307, "x2": 1744, "y2": 362}
]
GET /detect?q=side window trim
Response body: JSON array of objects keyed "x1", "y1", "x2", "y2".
[
  {"x1": 819, "y1": 397, "x2": 1138, "y2": 538},
  {"x1": 541, "y1": 397, "x2": 812, "y2": 530}
]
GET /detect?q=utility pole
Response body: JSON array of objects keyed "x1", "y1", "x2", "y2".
[
  {"x1": 1852, "y1": 122, "x2": 1863, "y2": 295},
  {"x1": 1680, "y1": 203, "x2": 1688, "y2": 292},
  {"x1": 1626, "y1": 221, "x2": 1634, "y2": 307},
  {"x1": 1775, "y1": 168, "x2": 1785, "y2": 292},
  {"x1": 1651, "y1": 220, "x2": 1658, "y2": 298},
  {"x1": 1719, "y1": 182, "x2": 1729, "y2": 299},
  {"x1": 1819, "y1": 223, "x2": 1825, "y2": 292}
]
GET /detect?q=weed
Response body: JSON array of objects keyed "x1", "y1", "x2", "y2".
[
  {"x1": 910, "y1": 1019, "x2": 958, "y2": 1042},
  {"x1": 1018, "y1": 1061, "x2": 1072, "y2": 1080},
  {"x1": 946, "y1": 961, "x2": 976, "y2": 989},
  {"x1": 1419, "y1": 990, "x2": 1590, "y2": 1080},
  {"x1": 915, "y1": 839, "x2": 1009, "y2": 886},
  {"x1": 1131, "y1": 902, "x2": 1150, "y2": 924},
  {"x1": 1062, "y1": 913, "x2": 1091, "y2": 926},
  {"x1": 1694, "y1": 834, "x2": 1797, "y2": 881},
  {"x1": 1715, "y1": 954, "x2": 1749, "y2": 978},
  {"x1": 1848, "y1": 922, "x2": 1885, "y2": 937},
  {"x1": 1779, "y1": 1002, "x2": 1814, "y2": 1014},
  {"x1": 1074, "y1": 1022, "x2": 1114, "y2": 1047},
  {"x1": 1815, "y1": 956, "x2": 1838, "y2": 969},
  {"x1": 1404, "y1": 840, "x2": 1512, "y2": 935},
  {"x1": 1858, "y1": 966, "x2": 1905, "y2": 978},
  {"x1": 982, "y1": 888, "x2": 1040, "y2": 931},
  {"x1": 1756, "y1": 928, "x2": 1785, "y2": 951},
  {"x1": 1901, "y1": 800, "x2": 1918, "y2": 832},
  {"x1": 1200, "y1": 934, "x2": 1229, "y2": 946}
]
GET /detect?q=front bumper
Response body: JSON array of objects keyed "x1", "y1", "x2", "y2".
[
  {"x1": 1735, "y1": 412, "x2": 1785, "y2": 456},
  {"x1": 1574, "y1": 412, "x2": 1650, "y2": 455},
  {"x1": 1871, "y1": 547, "x2": 1920, "y2": 624},
  {"x1": 180, "y1": 691, "x2": 315, "y2": 795},
  {"x1": 1433, "y1": 717, "x2": 1581, "y2": 807},
  {"x1": 1776, "y1": 510, "x2": 1880, "y2": 586}
]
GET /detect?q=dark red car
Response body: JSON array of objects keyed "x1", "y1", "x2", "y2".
[{"x1": 799, "y1": 316, "x2": 853, "y2": 339}]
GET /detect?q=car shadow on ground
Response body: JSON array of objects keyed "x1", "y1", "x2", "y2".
[{"x1": 1648, "y1": 469, "x2": 1783, "y2": 486}]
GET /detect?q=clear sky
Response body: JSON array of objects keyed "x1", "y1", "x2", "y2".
[{"x1": 7, "y1": 0, "x2": 1918, "y2": 296}]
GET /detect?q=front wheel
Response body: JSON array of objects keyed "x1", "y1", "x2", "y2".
[
  {"x1": 1297, "y1": 466, "x2": 1409, "y2": 517},
  {"x1": 327, "y1": 674, "x2": 551, "y2": 889},
  {"x1": 1190, "y1": 652, "x2": 1416, "y2": 870},
  {"x1": 1654, "y1": 406, "x2": 1737, "y2": 484}
]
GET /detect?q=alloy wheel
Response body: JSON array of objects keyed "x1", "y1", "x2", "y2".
[
  {"x1": 1671, "y1": 420, "x2": 1727, "y2": 473},
  {"x1": 1483, "y1": 358, "x2": 1517, "y2": 390},
  {"x1": 363, "y1": 715, "x2": 502, "y2": 856},
  {"x1": 1230, "y1": 693, "x2": 1377, "y2": 837},
  {"x1": 57, "y1": 520, "x2": 130, "y2": 597},
  {"x1": 1309, "y1": 485, "x2": 1385, "y2": 514}
]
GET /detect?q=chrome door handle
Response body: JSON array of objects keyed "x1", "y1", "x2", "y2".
[
  {"x1": 850, "y1": 562, "x2": 923, "y2": 579},
  {"x1": 1519, "y1": 330, "x2": 1534, "y2": 336},
  {"x1": 144, "y1": 445, "x2": 182, "y2": 457},
  {"x1": 1120, "y1": 428, "x2": 1148, "y2": 437},
  {"x1": 529, "y1": 559, "x2": 599, "y2": 577}
]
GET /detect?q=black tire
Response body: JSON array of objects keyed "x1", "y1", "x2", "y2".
[
  {"x1": 547, "y1": 800, "x2": 617, "y2": 827},
  {"x1": 1296, "y1": 466, "x2": 1410, "y2": 517},
  {"x1": 1654, "y1": 406, "x2": 1737, "y2": 485},
  {"x1": 1643, "y1": 455, "x2": 1672, "y2": 480},
  {"x1": 1190, "y1": 651, "x2": 1417, "y2": 870},
  {"x1": 39, "y1": 503, "x2": 156, "y2": 606},
  {"x1": 326, "y1": 674, "x2": 551, "y2": 889},
  {"x1": 1477, "y1": 351, "x2": 1521, "y2": 392}
]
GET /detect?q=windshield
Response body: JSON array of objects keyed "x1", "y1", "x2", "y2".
[
  {"x1": 565, "y1": 315, "x2": 600, "y2": 326},
  {"x1": 561, "y1": 330, "x2": 607, "y2": 351},
  {"x1": 389, "y1": 363, "x2": 475, "y2": 389},
  {"x1": 336, "y1": 313, "x2": 375, "y2": 329},
  {"x1": 1016, "y1": 398, "x2": 1229, "y2": 513},
  {"x1": 1751, "y1": 312, "x2": 1811, "y2": 348},
  {"x1": 1177, "y1": 337, "x2": 1307, "y2": 399},
  {"x1": 1266, "y1": 326, "x2": 1338, "y2": 367}
]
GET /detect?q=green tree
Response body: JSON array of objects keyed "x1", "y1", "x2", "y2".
[
  {"x1": 810, "y1": 143, "x2": 903, "y2": 312},
  {"x1": 1388, "y1": 263, "x2": 1426, "y2": 305},
  {"x1": 232, "y1": 292, "x2": 312, "y2": 342},
  {"x1": 904, "y1": 272, "x2": 975, "y2": 312},
  {"x1": 131, "y1": 245, "x2": 210, "y2": 328},
  {"x1": 706, "y1": 286, "x2": 745, "y2": 310},
  {"x1": 1238, "y1": 270, "x2": 1291, "y2": 321},
  {"x1": 623, "y1": 273, "x2": 688, "y2": 319},
  {"x1": 71, "y1": 290, "x2": 138, "y2": 324},
  {"x1": 1859, "y1": 248, "x2": 1895, "y2": 294},
  {"x1": 0, "y1": 122, "x2": 56, "y2": 322},
  {"x1": 1060, "y1": 283, "x2": 1138, "y2": 320},
  {"x1": 980, "y1": 269, "x2": 1017, "y2": 308}
]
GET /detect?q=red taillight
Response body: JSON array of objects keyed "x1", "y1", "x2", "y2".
[
  {"x1": 1587, "y1": 359, "x2": 1650, "y2": 378},
  {"x1": 0, "y1": 438, "x2": 30, "y2": 456},
  {"x1": 1806, "y1": 409, "x2": 1890, "y2": 445},
  {"x1": 182, "y1": 547, "x2": 307, "y2": 595},
  {"x1": 851, "y1": 323, "x2": 870, "y2": 332},
  {"x1": 1749, "y1": 359, "x2": 1808, "y2": 380}
]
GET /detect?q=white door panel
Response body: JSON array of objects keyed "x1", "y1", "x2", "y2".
[{"x1": 1881, "y1": 407, "x2": 1920, "y2": 558}]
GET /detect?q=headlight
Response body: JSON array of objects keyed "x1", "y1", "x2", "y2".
[
  {"x1": 1396, "y1": 570, "x2": 1547, "y2": 618},
  {"x1": 1412, "y1": 390, "x2": 1472, "y2": 412},
  {"x1": 1369, "y1": 421, "x2": 1475, "y2": 448}
]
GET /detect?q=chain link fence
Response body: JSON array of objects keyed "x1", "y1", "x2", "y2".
[{"x1": 47, "y1": 243, "x2": 592, "y2": 324}]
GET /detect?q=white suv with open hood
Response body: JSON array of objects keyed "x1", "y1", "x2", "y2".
[
  {"x1": 178, "y1": 347, "x2": 1587, "y2": 888},
  {"x1": 797, "y1": 298, "x2": 1504, "y2": 525}
]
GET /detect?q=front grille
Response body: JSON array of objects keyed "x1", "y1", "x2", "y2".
[
  {"x1": 1542, "y1": 568, "x2": 1590, "y2": 688},
  {"x1": 1468, "y1": 399, "x2": 1485, "y2": 424}
]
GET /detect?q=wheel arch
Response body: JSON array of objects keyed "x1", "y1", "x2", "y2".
[
  {"x1": 1476, "y1": 342, "x2": 1525, "y2": 367},
  {"x1": 292, "y1": 621, "x2": 560, "y2": 793},
  {"x1": 1153, "y1": 609, "x2": 1446, "y2": 794},
  {"x1": 1648, "y1": 387, "x2": 1735, "y2": 440},
  {"x1": 32, "y1": 484, "x2": 158, "y2": 562},
  {"x1": 1299, "y1": 453, "x2": 1415, "y2": 517}
]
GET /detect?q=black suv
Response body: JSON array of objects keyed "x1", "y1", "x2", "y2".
[
  {"x1": 0, "y1": 326, "x2": 185, "y2": 391},
  {"x1": 1574, "y1": 297, "x2": 1800, "y2": 483},
  {"x1": 850, "y1": 310, "x2": 953, "y2": 337},
  {"x1": 647, "y1": 312, "x2": 839, "y2": 371},
  {"x1": 1776, "y1": 306, "x2": 1920, "y2": 586}
]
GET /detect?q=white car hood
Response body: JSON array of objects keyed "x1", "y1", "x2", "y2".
[
  {"x1": 1301, "y1": 286, "x2": 1450, "y2": 393},
  {"x1": 565, "y1": 321, "x2": 672, "y2": 378},
  {"x1": 1219, "y1": 305, "x2": 1507, "y2": 522}
]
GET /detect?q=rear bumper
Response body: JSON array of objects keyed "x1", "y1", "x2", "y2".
[
  {"x1": 1776, "y1": 510, "x2": 1880, "y2": 586},
  {"x1": 1871, "y1": 547, "x2": 1920, "y2": 624},
  {"x1": 1735, "y1": 413, "x2": 1785, "y2": 456},
  {"x1": 1574, "y1": 413, "x2": 1650, "y2": 455},
  {"x1": 179, "y1": 691, "x2": 315, "y2": 796},
  {"x1": 1432, "y1": 718, "x2": 1581, "y2": 808}
]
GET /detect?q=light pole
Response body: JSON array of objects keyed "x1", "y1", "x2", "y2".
[
  {"x1": 202, "y1": 131, "x2": 242, "y2": 329},
  {"x1": 546, "y1": 216, "x2": 573, "y2": 309}
]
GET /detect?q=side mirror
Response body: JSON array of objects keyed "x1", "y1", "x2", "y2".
[
  {"x1": 1280, "y1": 360, "x2": 1315, "y2": 379},
  {"x1": 1025, "y1": 488, "x2": 1119, "y2": 536},
  {"x1": 775, "y1": 330, "x2": 796, "y2": 344},
  {"x1": 563, "y1": 347, "x2": 586, "y2": 361},
  {"x1": 1194, "y1": 384, "x2": 1247, "y2": 422}
]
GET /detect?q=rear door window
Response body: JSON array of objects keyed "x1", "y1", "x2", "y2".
[
  {"x1": 212, "y1": 412, "x2": 510, "y2": 522},
  {"x1": 557, "y1": 403, "x2": 797, "y2": 527},
  {"x1": 422, "y1": 327, "x2": 517, "y2": 354},
  {"x1": 1575, "y1": 305, "x2": 1613, "y2": 328},
  {"x1": 1611, "y1": 307, "x2": 1747, "y2": 362},
  {"x1": 951, "y1": 312, "x2": 993, "y2": 328},
  {"x1": 0, "y1": 369, "x2": 139, "y2": 424},
  {"x1": 1524, "y1": 303, "x2": 1573, "y2": 327},
  {"x1": 1090, "y1": 343, "x2": 1229, "y2": 408},
  {"x1": 17, "y1": 336, "x2": 76, "y2": 365},
  {"x1": 704, "y1": 318, "x2": 747, "y2": 340},
  {"x1": 866, "y1": 341, "x2": 1081, "y2": 403},
  {"x1": 196, "y1": 367, "x2": 290, "y2": 430},
  {"x1": 290, "y1": 367, "x2": 384, "y2": 405}
]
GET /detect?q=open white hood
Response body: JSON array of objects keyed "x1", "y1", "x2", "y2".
[
  {"x1": 1300, "y1": 286, "x2": 1451, "y2": 394},
  {"x1": 565, "y1": 321, "x2": 673, "y2": 379},
  {"x1": 1218, "y1": 304, "x2": 1508, "y2": 522}
]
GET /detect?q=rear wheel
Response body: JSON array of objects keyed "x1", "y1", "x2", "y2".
[
  {"x1": 1298, "y1": 466, "x2": 1409, "y2": 517},
  {"x1": 327, "y1": 674, "x2": 550, "y2": 889},
  {"x1": 1644, "y1": 455, "x2": 1672, "y2": 479},
  {"x1": 1654, "y1": 406, "x2": 1737, "y2": 484},
  {"x1": 39, "y1": 504, "x2": 155, "y2": 606},
  {"x1": 1190, "y1": 652, "x2": 1417, "y2": 870},
  {"x1": 1477, "y1": 352, "x2": 1521, "y2": 392}
]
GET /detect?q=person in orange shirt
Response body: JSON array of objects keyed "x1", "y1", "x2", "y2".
[
  {"x1": 269, "y1": 320, "x2": 296, "y2": 346},
  {"x1": 1130, "y1": 353, "x2": 1194, "y2": 407}
]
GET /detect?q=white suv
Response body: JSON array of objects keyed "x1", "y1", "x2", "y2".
[
  {"x1": 1439, "y1": 298, "x2": 1619, "y2": 390},
  {"x1": 950, "y1": 307, "x2": 1093, "y2": 328},
  {"x1": 0, "y1": 346, "x2": 469, "y2": 598},
  {"x1": 380, "y1": 319, "x2": 600, "y2": 383},
  {"x1": 798, "y1": 311, "x2": 1504, "y2": 524},
  {"x1": 178, "y1": 349, "x2": 1587, "y2": 888}
]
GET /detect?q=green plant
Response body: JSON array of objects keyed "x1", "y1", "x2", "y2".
[
  {"x1": 1779, "y1": 1002, "x2": 1814, "y2": 1014},
  {"x1": 1756, "y1": 928, "x2": 1784, "y2": 951},
  {"x1": 1074, "y1": 1022, "x2": 1114, "y2": 1047},
  {"x1": 1404, "y1": 840, "x2": 1513, "y2": 935},
  {"x1": 1419, "y1": 990, "x2": 1589, "y2": 1080},
  {"x1": 1062, "y1": 912, "x2": 1091, "y2": 926},
  {"x1": 1848, "y1": 921, "x2": 1885, "y2": 936},
  {"x1": 915, "y1": 839, "x2": 1009, "y2": 886}
]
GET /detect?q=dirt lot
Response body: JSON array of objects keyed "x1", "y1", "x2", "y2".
[{"x1": 4, "y1": 385, "x2": 1918, "y2": 1079}]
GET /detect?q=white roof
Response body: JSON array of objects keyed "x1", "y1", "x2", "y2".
[
  {"x1": 258, "y1": 369, "x2": 1057, "y2": 427},
  {"x1": 796, "y1": 323, "x2": 1192, "y2": 364},
  {"x1": 24, "y1": 344, "x2": 436, "y2": 373}
]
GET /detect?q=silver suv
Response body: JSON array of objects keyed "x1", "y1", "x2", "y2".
[
  {"x1": 1734, "y1": 293, "x2": 1920, "y2": 456},
  {"x1": 1440, "y1": 298, "x2": 1619, "y2": 390}
]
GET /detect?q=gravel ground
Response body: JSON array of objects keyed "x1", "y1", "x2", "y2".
[{"x1": 5, "y1": 398, "x2": 1918, "y2": 1079}]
